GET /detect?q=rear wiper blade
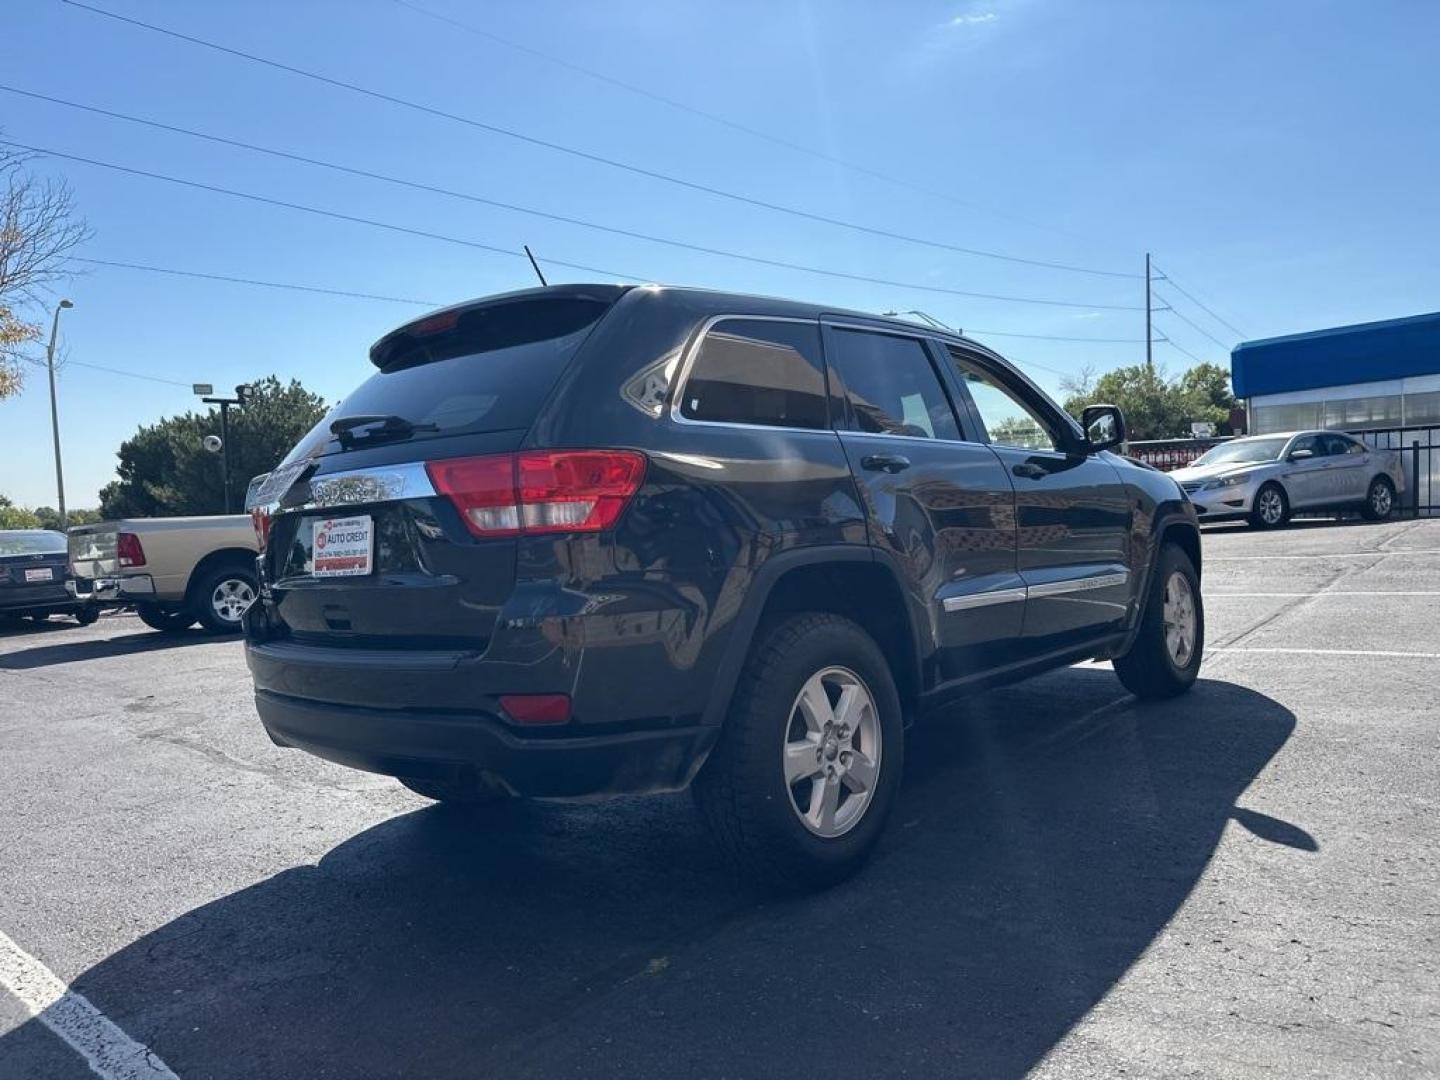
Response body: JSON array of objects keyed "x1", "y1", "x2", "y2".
[{"x1": 328, "y1": 414, "x2": 438, "y2": 445}]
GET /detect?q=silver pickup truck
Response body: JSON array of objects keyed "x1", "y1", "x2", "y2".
[{"x1": 68, "y1": 515, "x2": 258, "y2": 634}]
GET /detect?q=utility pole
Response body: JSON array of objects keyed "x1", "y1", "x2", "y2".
[
  {"x1": 200, "y1": 384, "x2": 252, "y2": 513},
  {"x1": 1144, "y1": 252, "x2": 1153, "y2": 372},
  {"x1": 45, "y1": 299, "x2": 75, "y2": 528}
]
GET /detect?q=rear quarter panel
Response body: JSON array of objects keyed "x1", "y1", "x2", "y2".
[{"x1": 111, "y1": 516, "x2": 256, "y2": 601}]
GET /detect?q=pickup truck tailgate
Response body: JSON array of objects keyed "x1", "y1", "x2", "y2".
[{"x1": 69, "y1": 525, "x2": 118, "y2": 579}]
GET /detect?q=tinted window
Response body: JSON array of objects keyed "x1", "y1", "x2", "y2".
[
  {"x1": 829, "y1": 330, "x2": 960, "y2": 439},
  {"x1": 0, "y1": 531, "x2": 66, "y2": 556},
  {"x1": 285, "y1": 297, "x2": 614, "y2": 462},
  {"x1": 950, "y1": 355, "x2": 1059, "y2": 452},
  {"x1": 680, "y1": 319, "x2": 827, "y2": 429},
  {"x1": 1322, "y1": 434, "x2": 1364, "y2": 456},
  {"x1": 1289, "y1": 435, "x2": 1322, "y2": 457}
]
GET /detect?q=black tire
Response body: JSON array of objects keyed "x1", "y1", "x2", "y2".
[
  {"x1": 398, "y1": 775, "x2": 507, "y2": 805},
  {"x1": 74, "y1": 605, "x2": 100, "y2": 626},
  {"x1": 1361, "y1": 475, "x2": 1396, "y2": 521},
  {"x1": 1248, "y1": 482, "x2": 1290, "y2": 529},
  {"x1": 1113, "y1": 543, "x2": 1204, "y2": 700},
  {"x1": 693, "y1": 612, "x2": 904, "y2": 890},
  {"x1": 136, "y1": 604, "x2": 196, "y2": 633},
  {"x1": 190, "y1": 563, "x2": 259, "y2": 635}
]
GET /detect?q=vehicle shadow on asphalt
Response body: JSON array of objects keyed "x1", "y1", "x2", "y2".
[
  {"x1": 3, "y1": 668, "x2": 1306, "y2": 1079},
  {"x1": 0, "y1": 626, "x2": 219, "y2": 670}
]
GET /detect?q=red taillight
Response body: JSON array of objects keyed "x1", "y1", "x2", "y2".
[
  {"x1": 426, "y1": 450, "x2": 646, "y2": 538},
  {"x1": 116, "y1": 532, "x2": 146, "y2": 567},
  {"x1": 498, "y1": 693, "x2": 571, "y2": 725},
  {"x1": 250, "y1": 507, "x2": 272, "y2": 553}
]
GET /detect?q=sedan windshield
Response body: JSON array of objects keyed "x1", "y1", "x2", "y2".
[
  {"x1": 0, "y1": 530, "x2": 67, "y2": 556},
  {"x1": 1192, "y1": 437, "x2": 1288, "y2": 466}
]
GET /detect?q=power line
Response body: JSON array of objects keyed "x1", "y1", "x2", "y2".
[
  {"x1": 1151, "y1": 262, "x2": 1249, "y2": 339},
  {"x1": 21, "y1": 351, "x2": 191, "y2": 388},
  {"x1": 966, "y1": 328, "x2": 1144, "y2": 343},
  {"x1": 1158, "y1": 334, "x2": 1205, "y2": 365},
  {"x1": 0, "y1": 87, "x2": 1144, "y2": 307},
  {"x1": 388, "y1": 0, "x2": 1116, "y2": 250},
  {"x1": 73, "y1": 257, "x2": 439, "y2": 306},
  {"x1": 75, "y1": 255, "x2": 1153, "y2": 361},
  {"x1": 3, "y1": 140, "x2": 1145, "y2": 310},
  {"x1": 56, "y1": 1, "x2": 1139, "y2": 281},
  {"x1": 2, "y1": 139, "x2": 650, "y2": 282},
  {"x1": 1152, "y1": 291, "x2": 1232, "y2": 351}
]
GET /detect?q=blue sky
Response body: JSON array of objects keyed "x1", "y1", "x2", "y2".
[{"x1": 3, "y1": 0, "x2": 1438, "y2": 508}]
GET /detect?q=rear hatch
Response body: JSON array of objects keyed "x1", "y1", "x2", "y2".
[
  {"x1": 255, "y1": 289, "x2": 624, "y2": 651},
  {"x1": 1, "y1": 530, "x2": 71, "y2": 600}
]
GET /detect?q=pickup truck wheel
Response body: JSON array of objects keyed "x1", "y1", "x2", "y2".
[
  {"x1": 136, "y1": 605, "x2": 196, "y2": 633},
  {"x1": 192, "y1": 565, "x2": 258, "y2": 635},
  {"x1": 74, "y1": 605, "x2": 100, "y2": 626},
  {"x1": 693, "y1": 612, "x2": 903, "y2": 890},
  {"x1": 1113, "y1": 543, "x2": 1204, "y2": 700}
]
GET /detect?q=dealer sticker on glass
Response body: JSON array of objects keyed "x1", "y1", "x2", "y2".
[{"x1": 312, "y1": 515, "x2": 373, "y2": 577}]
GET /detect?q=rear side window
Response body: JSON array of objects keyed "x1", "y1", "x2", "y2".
[
  {"x1": 285, "y1": 297, "x2": 614, "y2": 462},
  {"x1": 828, "y1": 329, "x2": 961, "y2": 440},
  {"x1": 679, "y1": 319, "x2": 828, "y2": 429}
]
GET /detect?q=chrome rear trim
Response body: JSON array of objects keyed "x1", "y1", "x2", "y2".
[{"x1": 284, "y1": 461, "x2": 437, "y2": 512}]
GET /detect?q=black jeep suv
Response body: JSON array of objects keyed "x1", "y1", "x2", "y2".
[{"x1": 244, "y1": 284, "x2": 1202, "y2": 886}]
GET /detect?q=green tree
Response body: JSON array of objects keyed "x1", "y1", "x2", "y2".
[
  {"x1": 32, "y1": 506, "x2": 100, "y2": 530},
  {"x1": 1063, "y1": 361, "x2": 1237, "y2": 440},
  {"x1": 99, "y1": 376, "x2": 327, "y2": 517},
  {"x1": 0, "y1": 495, "x2": 41, "y2": 529}
]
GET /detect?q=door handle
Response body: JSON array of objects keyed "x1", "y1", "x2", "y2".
[
  {"x1": 1011, "y1": 462, "x2": 1048, "y2": 480},
  {"x1": 861, "y1": 453, "x2": 911, "y2": 474}
]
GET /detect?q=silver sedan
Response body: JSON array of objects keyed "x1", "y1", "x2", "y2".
[{"x1": 1169, "y1": 430, "x2": 1405, "y2": 528}]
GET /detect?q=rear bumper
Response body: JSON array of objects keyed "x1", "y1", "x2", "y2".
[
  {"x1": 72, "y1": 574, "x2": 156, "y2": 605},
  {"x1": 254, "y1": 688, "x2": 716, "y2": 798}
]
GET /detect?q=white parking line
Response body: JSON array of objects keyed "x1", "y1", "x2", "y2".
[
  {"x1": 1207, "y1": 550, "x2": 1440, "y2": 561},
  {"x1": 1211, "y1": 647, "x2": 1440, "y2": 660},
  {"x1": 0, "y1": 929, "x2": 178, "y2": 1080},
  {"x1": 1207, "y1": 591, "x2": 1440, "y2": 598}
]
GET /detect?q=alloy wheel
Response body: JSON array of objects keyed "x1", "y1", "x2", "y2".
[
  {"x1": 1162, "y1": 572, "x2": 1197, "y2": 668},
  {"x1": 1372, "y1": 483, "x2": 1393, "y2": 517},
  {"x1": 782, "y1": 666, "x2": 882, "y2": 838},
  {"x1": 211, "y1": 578, "x2": 256, "y2": 623},
  {"x1": 1258, "y1": 488, "x2": 1284, "y2": 525}
]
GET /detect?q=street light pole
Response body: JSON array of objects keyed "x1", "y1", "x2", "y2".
[
  {"x1": 45, "y1": 299, "x2": 75, "y2": 528},
  {"x1": 200, "y1": 385, "x2": 252, "y2": 513},
  {"x1": 1144, "y1": 252, "x2": 1153, "y2": 373}
]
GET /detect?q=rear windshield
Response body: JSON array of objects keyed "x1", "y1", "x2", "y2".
[
  {"x1": 285, "y1": 296, "x2": 614, "y2": 462},
  {"x1": 0, "y1": 531, "x2": 66, "y2": 556}
]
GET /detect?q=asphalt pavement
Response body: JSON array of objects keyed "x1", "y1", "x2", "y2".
[{"x1": 1, "y1": 518, "x2": 1437, "y2": 1079}]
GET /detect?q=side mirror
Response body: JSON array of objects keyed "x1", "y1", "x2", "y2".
[
  {"x1": 1288, "y1": 448, "x2": 1314, "y2": 462},
  {"x1": 1081, "y1": 404, "x2": 1126, "y2": 454}
]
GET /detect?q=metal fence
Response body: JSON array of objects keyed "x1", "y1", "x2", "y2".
[{"x1": 1354, "y1": 425, "x2": 1438, "y2": 516}]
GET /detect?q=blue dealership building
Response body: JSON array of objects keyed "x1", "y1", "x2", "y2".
[{"x1": 1232, "y1": 311, "x2": 1440, "y2": 435}]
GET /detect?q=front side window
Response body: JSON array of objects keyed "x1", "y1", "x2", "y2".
[
  {"x1": 1289, "y1": 435, "x2": 1323, "y2": 458},
  {"x1": 1321, "y1": 434, "x2": 1363, "y2": 456},
  {"x1": 679, "y1": 319, "x2": 827, "y2": 429},
  {"x1": 950, "y1": 355, "x2": 1059, "y2": 452},
  {"x1": 827, "y1": 329, "x2": 960, "y2": 440}
]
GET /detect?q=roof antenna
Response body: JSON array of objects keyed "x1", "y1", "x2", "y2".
[{"x1": 523, "y1": 245, "x2": 548, "y2": 287}]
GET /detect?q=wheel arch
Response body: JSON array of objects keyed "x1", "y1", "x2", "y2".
[
  {"x1": 700, "y1": 547, "x2": 928, "y2": 729},
  {"x1": 183, "y1": 547, "x2": 260, "y2": 606}
]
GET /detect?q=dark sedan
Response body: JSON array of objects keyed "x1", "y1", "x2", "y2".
[{"x1": 0, "y1": 529, "x2": 98, "y2": 626}]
